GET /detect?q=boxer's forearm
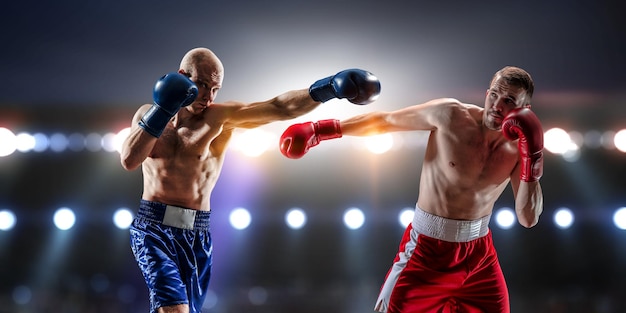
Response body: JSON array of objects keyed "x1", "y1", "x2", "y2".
[
  {"x1": 515, "y1": 181, "x2": 543, "y2": 228},
  {"x1": 121, "y1": 122, "x2": 157, "y2": 171}
]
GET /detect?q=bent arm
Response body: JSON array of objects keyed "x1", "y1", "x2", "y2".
[
  {"x1": 511, "y1": 173, "x2": 544, "y2": 228},
  {"x1": 120, "y1": 105, "x2": 158, "y2": 171},
  {"x1": 504, "y1": 108, "x2": 544, "y2": 228},
  {"x1": 340, "y1": 98, "x2": 461, "y2": 136},
  {"x1": 224, "y1": 89, "x2": 320, "y2": 129}
]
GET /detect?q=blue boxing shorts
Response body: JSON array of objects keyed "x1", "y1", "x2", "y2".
[{"x1": 129, "y1": 200, "x2": 212, "y2": 313}]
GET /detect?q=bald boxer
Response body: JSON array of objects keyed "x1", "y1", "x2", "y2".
[
  {"x1": 280, "y1": 66, "x2": 543, "y2": 313},
  {"x1": 120, "y1": 47, "x2": 380, "y2": 313}
]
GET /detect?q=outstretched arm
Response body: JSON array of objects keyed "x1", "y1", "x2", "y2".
[
  {"x1": 224, "y1": 69, "x2": 381, "y2": 129},
  {"x1": 340, "y1": 98, "x2": 459, "y2": 136},
  {"x1": 222, "y1": 89, "x2": 320, "y2": 129},
  {"x1": 279, "y1": 98, "x2": 462, "y2": 158}
]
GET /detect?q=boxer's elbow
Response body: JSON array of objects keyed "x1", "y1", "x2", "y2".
[
  {"x1": 518, "y1": 216, "x2": 539, "y2": 228},
  {"x1": 120, "y1": 152, "x2": 142, "y2": 171},
  {"x1": 120, "y1": 159, "x2": 137, "y2": 171},
  {"x1": 517, "y1": 205, "x2": 542, "y2": 228}
]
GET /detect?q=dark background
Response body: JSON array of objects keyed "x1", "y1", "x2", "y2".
[{"x1": 1, "y1": 0, "x2": 626, "y2": 312}]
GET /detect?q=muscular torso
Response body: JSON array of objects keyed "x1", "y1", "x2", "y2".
[
  {"x1": 141, "y1": 107, "x2": 230, "y2": 211},
  {"x1": 417, "y1": 105, "x2": 519, "y2": 220}
]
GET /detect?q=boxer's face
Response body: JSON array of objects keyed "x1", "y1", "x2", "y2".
[
  {"x1": 483, "y1": 77, "x2": 530, "y2": 131},
  {"x1": 183, "y1": 64, "x2": 223, "y2": 114}
]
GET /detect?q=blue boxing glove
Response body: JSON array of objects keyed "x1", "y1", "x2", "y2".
[
  {"x1": 139, "y1": 72, "x2": 199, "y2": 138},
  {"x1": 309, "y1": 69, "x2": 381, "y2": 105}
]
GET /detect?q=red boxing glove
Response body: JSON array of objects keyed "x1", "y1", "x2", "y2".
[
  {"x1": 280, "y1": 119, "x2": 342, "y2": 159},
  {"x1": 502, "y1": 108, "x2": 544, "y2": 182}
]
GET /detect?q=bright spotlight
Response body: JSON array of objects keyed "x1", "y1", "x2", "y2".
[
  {"x1": 343, "y1": 207, "x2": 365, "y2": 230},
  {"x1": 15, "y1": 132, "x2": 36, "y2": 152},
  {"x1": 32, "y1": 133, "x2": 49, "y2": 152},
  {"x1": 365, "y1": 134, "x2": 393, "y2": 154},
  {"x1": 494, "y1": 207, "x2": 516, "y2": 229},
  {"x1": 113, "y1": 208, "x2": 134, "y2": 229},
  {"x1": 561, "y1": 146, "x2": 580, "y2": 163},
  {"x1": 0, "y1": 127, "x2": 17, "y2": 157},
  {"x1": 49, "y1": 133, "x2": 69, "y2": 152},
  {"x1": 229, "y1": 208, "x2": 251, "y2": 230},
  {"x1": 567, "y1": 131, "x2": 583, "y2": 148},
  {"x1": 53, "y1": 207, "x2": 76, "y2": 230},
  {"x1": 115, "y1": 128, "x2": 131, "y2": 154},
  {"x1": 398, "y1": 208, "x2": 414, "y2": 228},
  {"x1": 285, "y1": 208, "x2": 307, "y2": 229},
  {"x1": 602, "y1": 131, "x2": 616, "y2": 150},
  {"x1": 553, "y1": 208, "x2": 574, "y2": 229},
  {"x1": 232, "y1": 129, "x2": 274, "y2": 157},
  {"x1": 544, "y1": 128, "x2": 580, "y2": 155},
  {"x1": 101, "y1": 132, "x2": 118, "y2": 152},
  {"x1": 613, "y1": 207, "x2": 626, "y2": 230},
  {"x1": 0, "y1": 209, "x2": 17, "y2": 231},
  {"x1": 614, "y1": 129, "x2": 626, "y2": 153}
]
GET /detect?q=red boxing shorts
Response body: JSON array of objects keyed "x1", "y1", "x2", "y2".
[{"x1": 375, "y1": 206, "x2": 509, "y2": 313}]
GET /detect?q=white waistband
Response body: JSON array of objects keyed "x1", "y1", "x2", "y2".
[
  {"x1": 162, "y1": 205, "x2": 199, "y2": 230},
  {"x1": 412, "y1": 205, "x2": 491, "y2": 242}
]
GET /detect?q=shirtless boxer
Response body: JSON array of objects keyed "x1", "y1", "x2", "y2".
[
  {"x1": 279, "y1": 66, "x2": 543, "y2": 313},
  {"x1": 120, "y1": 47, "x2": 380, "y2": 313}
]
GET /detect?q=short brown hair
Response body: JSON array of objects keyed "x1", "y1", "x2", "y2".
[{"x1": 491, "y1": 66, "x2": 534, "y2": 99}]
